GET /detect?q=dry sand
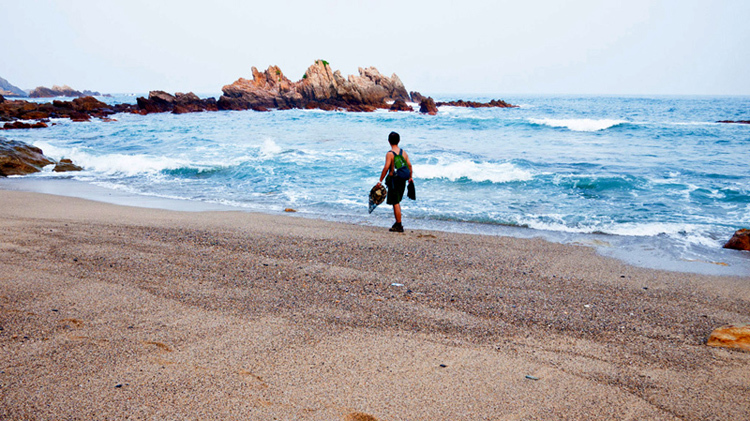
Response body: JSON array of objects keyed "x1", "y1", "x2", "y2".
[{"x1": 1, "y1": 190, "x2": 749, "y2": 420}]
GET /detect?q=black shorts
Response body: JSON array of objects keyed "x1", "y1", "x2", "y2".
[{"x1": 386, "y1": 175, "x2": 407, "y2": 205}]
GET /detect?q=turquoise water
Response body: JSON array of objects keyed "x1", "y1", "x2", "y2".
[{"x1": 6, "y1": 94, "x2": 750, "y2": 274}]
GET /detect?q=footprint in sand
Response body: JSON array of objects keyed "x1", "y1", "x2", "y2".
[
  {"x1": 141, "y1": 340, "x2": 172, "y2": 352},
  {"x1": 345, "y1": 412, "x2": 379, "y2": 421}
]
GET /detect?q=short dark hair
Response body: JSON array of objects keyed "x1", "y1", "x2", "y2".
[{"x1": 388, "y1": 131, "x2": 400, "y2": 145}]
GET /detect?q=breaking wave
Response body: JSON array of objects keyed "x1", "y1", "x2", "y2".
[
  {"x1": 528, "y1": 118, "x2": 629, "y2": 132},
  {"x1": 415, "y1": 160, "x2": 533, "y2": 183}
]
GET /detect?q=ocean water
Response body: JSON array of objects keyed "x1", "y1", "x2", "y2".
[{"x1": 4, "y1": 94, "x2": 750, "y2": 275}]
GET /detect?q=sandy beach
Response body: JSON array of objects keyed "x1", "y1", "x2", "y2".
[{"x1": 1, "y1": 190, "x2": 748, "y2": 420}]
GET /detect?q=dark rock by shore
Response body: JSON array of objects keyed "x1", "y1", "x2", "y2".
[
  {"x1": 29, "y1": 85, "x2": 101, "y2": 98},
  {"x1": 0, "y1": 137, "x2": 82, "y2": 176},
  {"x1": 218, "y1": 60, "x2": 410, "y2": 112},
  {"x1": 0, "y1": 138, "x2": 54, "y2": 176},
  {"x1": 724, "y1": 229, "x2": 750, "y2": 251}
]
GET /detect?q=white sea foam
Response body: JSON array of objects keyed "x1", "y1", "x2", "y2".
[
  {"x1": 34, "y1": 141, "x2": 189, "y2": 176},
  {"x1": 514, "y1": 216, "x2": 714, "y2": 246},
  {"x1": 415, "y1": 160, "x2": 532, "y2": 183},
  {"x1": 528, "y1": 118, "x2": 628, "y2": 132},
  {"x1": 259, "y1": 138, "x2": 282, "y2": 157}
]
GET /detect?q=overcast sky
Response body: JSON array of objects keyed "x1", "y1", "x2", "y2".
[{"x1": 2, "y1": 0, "x2": 748, "y2": 95}]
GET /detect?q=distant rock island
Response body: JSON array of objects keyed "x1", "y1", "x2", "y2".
[
  {"x1": 30, "y1": 84, "x2": 101, "y2": 98},
  {"x1": 0, "y1": 76, "x2": 27, "y2": 97}
]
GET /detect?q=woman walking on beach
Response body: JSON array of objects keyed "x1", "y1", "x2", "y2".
[{"x1": 375, "y1": 131, "x2": 413, "y2": 232}]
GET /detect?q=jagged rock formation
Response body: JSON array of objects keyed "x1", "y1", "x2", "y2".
[
  {"x1": 136, "y1": 91, "x2": 218, "y2": 114},
  {"x1": 218, "y1": 60, "x2": 410, "y2": 112},
  {"x1": 0, "y1": 76, "x2": 27, "y2": 97},
  {"x1": 0, "y1": 138, "x2": 82, "y2": 176},
  {"x1": 29, "y1": 85, "x2": 101, "y2": 98},
  {"x1": 409, "y1": 91, "x2": 424, "y2": 104}
]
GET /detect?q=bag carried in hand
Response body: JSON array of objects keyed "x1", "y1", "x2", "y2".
[
  {"x1": 368, "y1": 184, "x2": 387, "y2": 214},
  {"x1": 390, "y1": 149, "x2": 411, "y2": 180}
]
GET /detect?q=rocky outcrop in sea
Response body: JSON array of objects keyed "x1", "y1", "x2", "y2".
[
  {"x1": 409, "y1": 91, "x2": 517, "y2": 114},
  {"x1": 136, "y1": 91, "x2": 218, "y2": 114},
  {"x1": 419, "y1": 97, "x2": 438, "y2": 115},
  {"x1": 218, "y1": 60, "x2": 410, "y2": 112},
  {"x1": 1, "y1": 96, "x2": 119, "y2": 128}
]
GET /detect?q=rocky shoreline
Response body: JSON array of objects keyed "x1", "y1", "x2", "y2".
[{"x1": 1, "y1": 61, "x2": 518, "y2": 128}]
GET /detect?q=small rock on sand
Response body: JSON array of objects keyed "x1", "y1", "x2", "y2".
[{"x1": 707, "y1": 324, "x2": 750, "y2": 351}]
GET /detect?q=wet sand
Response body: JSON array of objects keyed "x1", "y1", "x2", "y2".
[{"x1": 1, "y1": 190, "x2": 749, "y2": 420}]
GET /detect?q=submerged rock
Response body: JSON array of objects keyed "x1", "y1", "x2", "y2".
[
  {"x1": 723, "y1": 229, "x2": 750, "y2": 251},
  {"x1": 53, "y1": 158, "x2": 83, "y2": 172},
  {"x1": 0, "y1": 138, "x2": 54, "y2": 176},
  {"x1": 436, "y1": 99, "x2": 518, "y2": 108},
  {"x1": 707, "y1": 324, "x2": 750, "y2": 351},
  {"x1": 389, "y1": 99, "x2": 413, "y2": 112},
  {"x1": 2, "y1": 121, "x2": 48, "y2": 130}
]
